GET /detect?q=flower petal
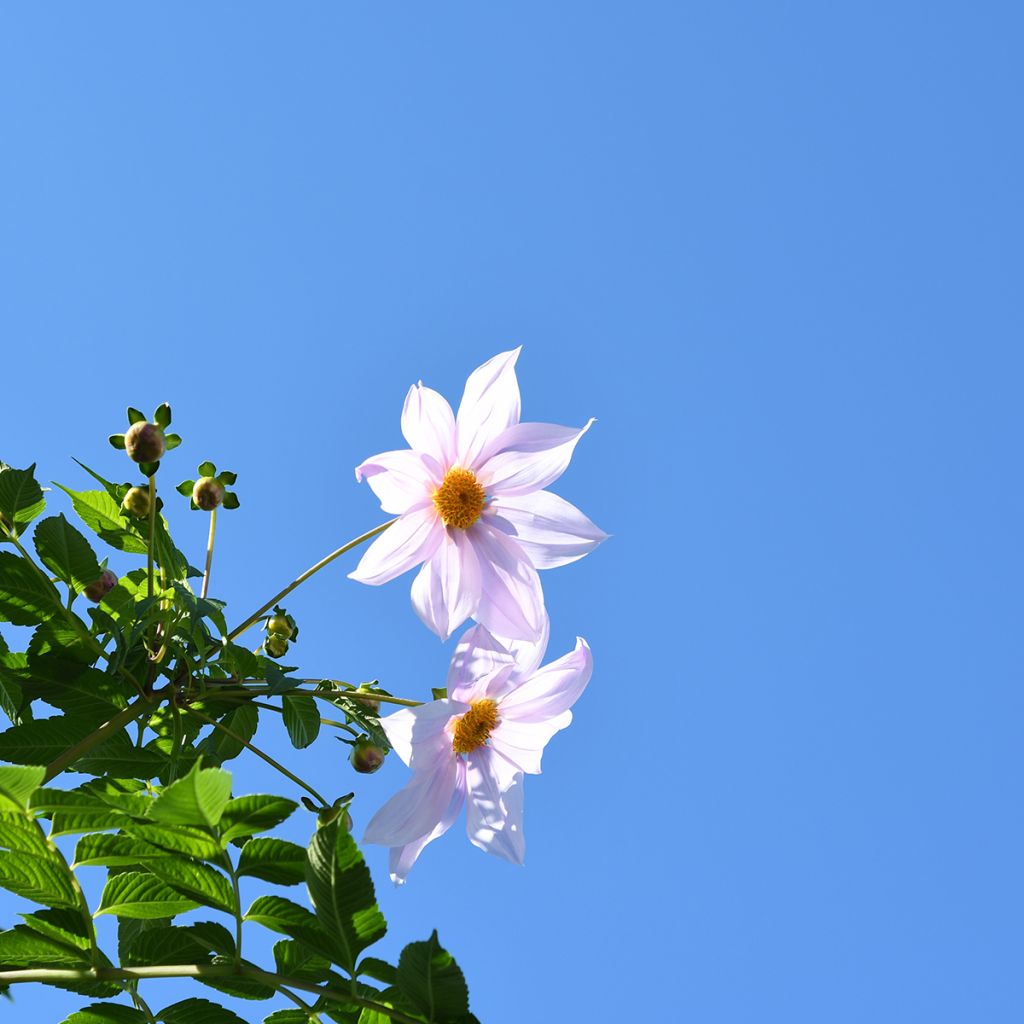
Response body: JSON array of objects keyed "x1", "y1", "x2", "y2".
[
  {"x1": 489, "y1": 711, "x2": 573, "y2": 775},
  {"x1": 465, "y1": 747, "x2": 525, "y2": 865},
  {"x1": 402, "y1": 383, "x2": 456, "y2": 467},
  {"x1": 446, "y1": 624, "x2": 518, "y2": 704},
  {"x1": 348, "y1": 507, "x2": 443, "y2": 586},
  {"x1": 410, "y1": 529, "x2": 483, "y2": 641},
  {"x1": 478, "y1": 419, "x2": 595, "y2": 497},
  {"x1": 388, "y1": 759, "x2": 466, "y2": 885},
  {"x1": 469, "y1": 522, "x2": 546, "y2": 641},
  {"x1": 363, "y1": 751, "x2": 461, "y2": 848},
  {"x1": 355, "y1": 449, "x2": 439, "y2": 515},
  {"x1": 455, "y1": 348, "x2": 522, "y2": 469},
  {"x1": 499, "y1": 637, "x2": 593, "y2": 724},
  {"x1": 379, "y1": 700, "x2": 466, "y2": 769},
  {"x1": 489, "y1": 490, "x2": 608, "y2": 569}
]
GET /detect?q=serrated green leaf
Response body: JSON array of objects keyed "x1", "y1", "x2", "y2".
[
  {"x1": 396, "y1": 931, "x2": 470, "y2": 1024},
  {"x1": 282, "y1": 693, "x2": 320, "y2": 749},
  {"x1": 238, "y1": 837, "x2": 306, "y2": 886},
  {"x1": 21, "y1": 664, "x2": 128, "y2": 722},
  {"x1": 219, "y1": 794, "x2": 298, "y2": 844},
  {"x1": 146, "y1": 857, "x2": 235, "y2": 914},
  {"x1": 122, "y1": 823, "x2": 222, "y2": 861},
  {"x1": 60, "y1": 1004, "x2": 149, "y2": 1024},
  {"x1": 306, "y1": 818, "x2": 387, "y2": 974},
  {"x1": 263, "y1": 1012, "x2": 308, "y2": 1024},
  {"x1": 158, "y1": 998, "x2": 249, "y2": 1024},
  {"x1": 74, "y1": 730, "x2": 166, "y2": 779},
  {"x1": 0, "y1": 923, "x2": 89, "y2": 965},
  {"x1": 0, "y1": 811, "x2": 51, "y2": 856},
  {"x1": 0, "y1": 463, "x2": 46, "y2": 532},
  {"x1": 0, "y1": 551, "x2": 61, "y2": 625},
  {"x1": 54, "y1": 485, "x2": 148, "y2": 554},
  {"x1": 0, "y1": 763, "x2": 45, "y2": 809},
  {"x1": 273, "y1": 938, "x2": 333, "y2": 984},
  {"x1": 199, "y1": 702, "x2": 257, "y2": 762},
  {"x1": 0, "y1": 715, "x2": 94, "y2": 766},
  {"x1": 358, "y1": 958, "x2": 398, "y2": 985},
  {"x1": 149, "y1": 762, "x2": 232, "y2": 827},
  {"x1": 243, "y1": 894, "x2": 341, "y2": 963},
  {"x1": 19, "y1": 908, "x2": 92, "y2": 951},
  {"x1": 73, "y1": 833, "x2": 167, "y2": 868},
  {"x1": 0, "y1": 847, "x2": 79, "y2": 909},
  {"x1": 96, "y1": 871, "x2": 200, "y2": 919},
  {"x1": 26, "y1": 619, "x2": 96, "y2": 664},
  {"x1": 34, "y1": 514, "x2": 103, "y2": 594}
]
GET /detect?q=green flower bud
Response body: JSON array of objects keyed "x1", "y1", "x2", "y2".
[
  {"x1": 265, "y1": 634, "x2": 289, "y2": 659},
  {"x1": 267, "y1": 614, "x2": 294, "y2": 640},
  {"x1": 84, "y1": 569, "x2": 118, "y2": 603},
  {"x1": 192, "y1": 476, "x2": 225, "y2": 511},
  {"x1": 351, "y1": 688, "x2": 381, "y2": 715},
  {"x1": 121, "y1": 486, "x2": 152, "y2": 518},
  {"x1": 124, "y1": 421, "x2": 166, "y2": 463},
  {"x1": 350, "y1": 737, "x2": 385, "y2": 774}
]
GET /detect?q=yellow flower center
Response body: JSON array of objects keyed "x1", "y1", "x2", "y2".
[
  {"x1": 433, "y1": 467, "x2": 486, "y2": 529},
  {"x1": 451, "y1": 699, "x2": 499, "y2": 755}
]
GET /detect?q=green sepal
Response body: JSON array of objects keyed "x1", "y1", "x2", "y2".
[
  {"x1": 198, "y1": 462, "x2": 217, "y2": 478},
  {"x1": 221, "y1": 491, "x2": 240, "y2": 509},
  {"x1": 164, "y1": 433, "x2": 182, "y2": 450},
  {"x1": 139, "y1": 460, "x2": 160, "y2": 478},
  {"x1": 217, "y1": 470, "x2": 237, "y2": 486},
  {"x1": 127, "y1": 407, "x2": 146, "y2": 425},
  {"x1": 108, "y1": 434, "x2": 127, "y2": 450},
  {"x1": 177, "y1": 479, "x2": 196, "y2": 496},
  {"x1": 153, "y1": 403, "x2": 172, "y2": 429}
]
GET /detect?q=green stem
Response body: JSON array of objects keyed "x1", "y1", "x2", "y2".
[
  {"x1": 146, "y1": 473, "x2": 155, "y2": 598},
  {"x1": 201, "y1": 506, "x2": 217, "y2": 600},
  {"x1": 226, "y1": 520, "x2": 395, "y2": 641},
  {"x1": 213, "y1": 682, "x2": 423, "y2": 708},
  {"x1": 226, "y1": 853, "x2": 243, "y2": 965},
  {"x1": 185, "y1": 705, "x2": 331, "y2": 809},
  {"x1": 278, "y1": 984, "x2": 323, "y2": 1022},
  {"x1": 240, "y1": 699, "x2": 360, "y2": 736},
  {"x1": 43, "y1": 689, "x2": 166, "y2": 783},
  {"x1": 0, "y1": 965, "x2": 423, "y2": 1024}
]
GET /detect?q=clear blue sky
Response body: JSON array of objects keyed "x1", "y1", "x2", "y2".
[{"x1": 1, "y1": 3, "x2": 1022, "y2": 1021}]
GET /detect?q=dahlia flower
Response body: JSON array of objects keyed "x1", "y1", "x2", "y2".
[
  {"x1": 349, "y1": 348, "x2": 606, "y2": 640},
  {"x1": 363, "y1": 617, "x2": 592, "y2": 883}
]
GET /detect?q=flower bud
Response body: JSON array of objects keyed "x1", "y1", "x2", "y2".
[
  {"x1": 121, "y1": 486, "x2": 152, "y2": 518},
  {"x1": 192, "y1": 476, "x2": 225, "y2": 511},
  {"x1": 350, "y1": 737, "x2": 385, "y2": 774},
  {"x1": 266, "y1": 614, "x2": 294, "y2": 640},
  {"x1": 84, "y1": 569, "x2": 118, "y2": 603},
  {"x1": 265, "y1": 634, "x2": 289, "y2": 659},
  {"x1": 124, "y1": 421, "x2": 166, "y2": 463},
  {"x1": 350, "y1": 688, "x2": 380, "y2": 715}
]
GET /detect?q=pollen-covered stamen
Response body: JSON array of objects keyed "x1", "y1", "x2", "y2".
[
  {"x1": 433, "y1": 467, "x2": 486, "y2": 529},
  {"x1": 451, "y1": 698, "x2": 499, "y2": 755}
]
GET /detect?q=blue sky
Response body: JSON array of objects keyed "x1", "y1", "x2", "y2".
[{"x1": 1, "y1": 3, "x2": 1022, "y2": 1021}]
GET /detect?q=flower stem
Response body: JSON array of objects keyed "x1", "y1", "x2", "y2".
[
  {"x1": 226, "y1": 520, "x2": 395, "y2": 641},
  {"x1": 147, "y1": 474, "x2": 157, "y2": 598},
  {"x1": 0, "y1": 965, "x2": 424, "y2": 1024},
  {"x1": 201, "y1": 507, "x2": 217, "y2": 600},
  {"x1": 212, "y1": 683, "x2": 423, "y2": 708},
  {"x1": 185, "y1": 704, "x2": 331, "y2": 809}
]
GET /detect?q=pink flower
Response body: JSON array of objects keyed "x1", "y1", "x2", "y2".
[
  {"x1": 349, "y1": 349, "x2": 606, "y2": 641},
  {"x1": 363, "y1": 617, "x2": 593, "y2": 884}
]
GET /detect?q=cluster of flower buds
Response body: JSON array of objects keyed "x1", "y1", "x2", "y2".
[{"x1": 262, "y1": 605, "x2": 297, "y2": 659}]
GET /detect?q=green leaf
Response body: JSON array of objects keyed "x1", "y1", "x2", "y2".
[
  {"x1": 306, "y1": 818, "x2": 387, "y2": 974},
  {"x1": 96, "y1": 871, "x2": 200, "y2": 919},
  {"x1": 0, "y1": 811, "x2": 51, "y2": 856},
  {"x1": 263, "y1": 1013, "x2": 309, "y2": 1024},
  {"x1": 60, "y1": 1004, "x2": 149, "y2": 1024},
  {"x1": 34, "y1": 514, "x2": 103, "y2": 594},
  {"x1": 219, "y1": 794, "x2": 297, "y2": 844},
  {"x1": 158, "y1": 999, "x2": 248, "y2": 1024},
  {"x1": 74, "y1": 730, "x2": 166, "y2": 779},
  {"x1": 21, "y1": 663, "x2": 128, "y2": 722},
  {"x1": 0, "y1": 715, "x2": 94, "y2": 766},
  {"x1": 146, "y1": 858, "x2": 235, "y2": 914},
  {"x1": 0, "y1": 550, "x2": 60, "y2": 625},
  {"x1": 358, "y1": 958, "x2": 398, "y2": 984},
  {"x1": 0, "y1": 764, "x2": 45, "y2": 809},
  {"x1": 73, "y1": 833, "x2": 168, "y2": 868},
  {"x1": 273, "y1": 938, "x2": 333, "y2": 983},
  {"x1": 19, "y1": 907, "x2": 92, "y2": 952},
  {"x1": 243, "y1": 894, "x2": 341, "y2": 963},
  {"x1": 0, "y1": 923, "x2": 89, "y2": 965},
  {"x1": 0, "y1": 847, "x2": 79, "y2": 909},
  {"x1": 54, "y1": 485, "x2": 148, "y2": 554},
  {"x1": 200, "y1": 702, "x2": 257, "y2": 762},
  {"x1": 396, "y1": 931, "x2": 470, "y2": 1024},
  {"x1": 0, "y1": 463, "x2": 46, "y2": 533},
  {"x1": 282, "y1": 693, "x2": 320, "y2": 749},
  {"x1": 238, "y1": 837, "x2": 306, "y2": 886},
  {"x1": 149, "y1": 761, "x2": 232, "y2": 828},
  {"x1": 123, "y1": 823, "x2": 222, "y2": 861}
]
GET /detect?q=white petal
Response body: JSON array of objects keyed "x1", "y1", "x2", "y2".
[
  {"x1": 388, "y1": 759, "x2": 466, "y2": 885},
  {"x1": 465, "y1": 747, "x2": 525, "y2": 865},
  {"x1": 379, "y1": 700, "x2": 466, "y2": 769},
  {"x1": 355, "y1": 449, "x2": 439, "y2": 515},
  {"x1": 477, "y1": 419, "x2": 595, "y2": 497},
  {"x1": 347, "y1": 507, "x2": 443, "y2": 586},
  {"x1": 489, "y1": 711, "x2": 572, "y2": 774},
  {"x1": 446, "y1": 624, "x2": 517, "y2": 704},
  {"x1": 489, "y1": 491, "x2": 607, "y2": 569},
  {"x1": 402, "y1": 382, "x2": 456, "y2": 467},
  {"x1": 455, "y1": 348, "x2": 522, "y2": 469},
  {"x1": 500, "y1": 637, "x2": 594, "y2": 724},
  {"x1": 410, "y1": 529, "x2": 483, "y2": 641},
  {"x1": 468, "y1": 522, "x2": 546, "y2": 641},
  {"x1": 363, "y1": 752, "x2": 461, "y2": 848}
]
